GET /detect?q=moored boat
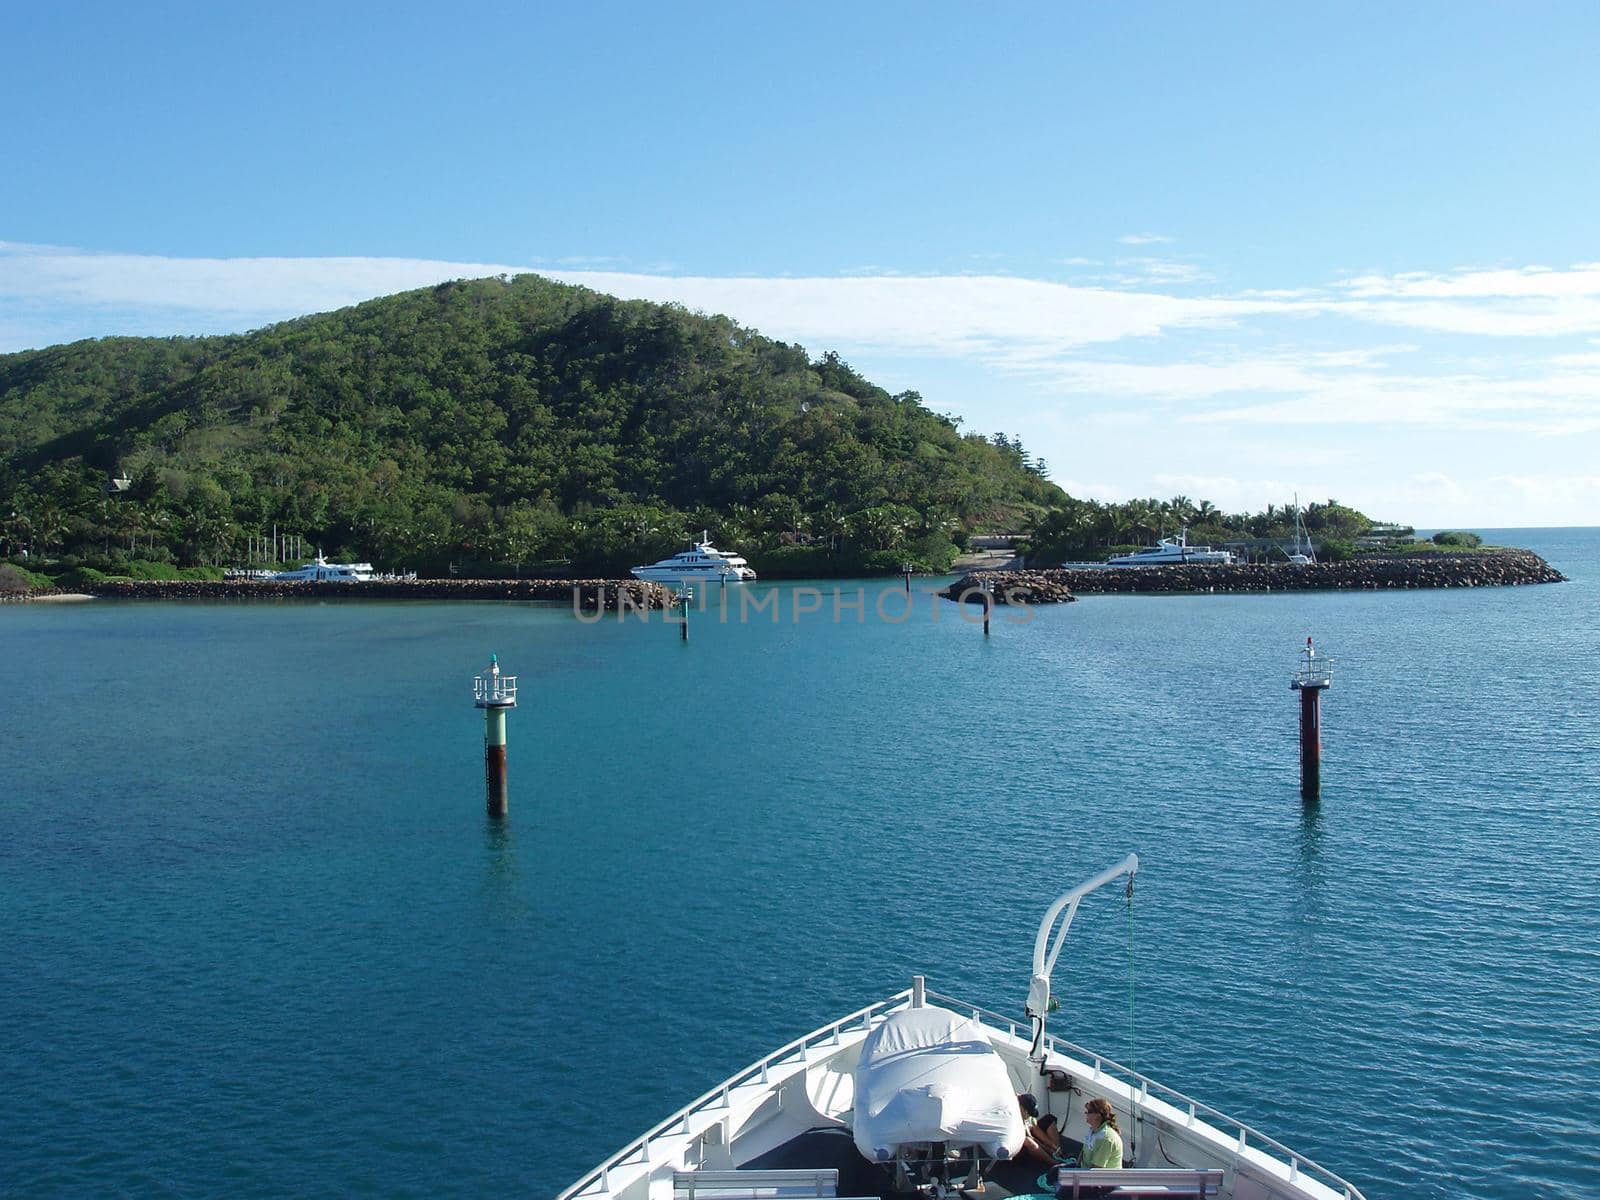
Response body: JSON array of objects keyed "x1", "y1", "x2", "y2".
[
  {"x1": 1285, "y1": 499, "x2": 1316, "y2": 566},
  {"x1": 557, "y1": 857, "x2": 1365, "y2": 1200},
  {"x1": 268, "y1": 554, "x2": 377, "y2": 582},
  {"x1": 631, "y1": 533, "x2": 757, "y2": 584},
  {"x1": 1106, "y1": 530, "x2": 1235, "y2": 567}
]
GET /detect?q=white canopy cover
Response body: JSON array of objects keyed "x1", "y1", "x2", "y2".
[{"x1": 850, "y1": 1005, "x2": 1025, "y2": 1163}]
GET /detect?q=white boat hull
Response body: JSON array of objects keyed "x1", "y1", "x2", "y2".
[
  {"x1": 1105, "y1": 555, "x2": 1235, "y2": 567},
  {"x1": 556, "y1": 987, "x2": 1364, "y2": 1200},
  {"x1": 631, "y1": 534, "x2": 756, "y2": 583},
  {"x1": 630, "y1": 566, "x2": 753, "y2": 583}
]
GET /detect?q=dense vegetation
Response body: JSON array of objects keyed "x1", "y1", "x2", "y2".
[
  {"x1": 0, "y1": 275, "x2": 1062, "y2": 576},
  {"x1": 1022, "y1": 496, "x2": 1392, "y2": 563}
]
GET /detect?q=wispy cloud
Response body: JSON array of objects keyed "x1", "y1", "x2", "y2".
[
  {"x1": 0, "y1": 243, "x2": 1286, "y2": 356},
  {"x1": 1336, "y1": 263, "x2": 1600, "y2": 299},
  {"x1": 1185, "y1": 369, "x2": 1600, "y2": 435},
  {"x1": 551, "y1": 254, "x2": 630, "y2": 268},
  {"x1": 1125, "y1": 259, "x2": 1212, "y2": 284},
  {"x1": 1118, "y1": 232, "x2": 1174, "y2": 245},
  {"x1": 0, "y1": 242, "x2": 531, "y2": 321},
  {"x1": 1092, "y1": 257, "x2": 1214, "y2": 286},
  {"x1": 1326, "y1": 263, "x2": 1600, "y2": 337},
  {"x1": 6, "y1": 241, "x2": 1600, "y2": 521},
  {"x1": 4, "y1": 241, "x2": 1600, "y2": 441},
  {"x1": 548, "y1": 269, "x2": 1284, "y2": 362},
  {"x1": 1148, "y1": 474, "x2": 1343, "y2": 511},
  {"x1": 1391, "y1": 470, "x2": 1600, "y2": 522}
]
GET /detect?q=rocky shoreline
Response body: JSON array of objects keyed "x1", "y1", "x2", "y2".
[
  {"x1": 943, "y1": 550, "x2": 1567, "y2": 603},
  {"x1": 73, "y1": 578, "x2": 679, "y2": 610}
]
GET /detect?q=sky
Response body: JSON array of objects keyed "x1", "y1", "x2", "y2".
[{"x1": 4, "y1": 1, "x2": 1600, "y2": 526}]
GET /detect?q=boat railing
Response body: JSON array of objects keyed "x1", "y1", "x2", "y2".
[
  {"x1": 559, "y1": 990, "x2": 918, "y2": 1200},
  {"x1": 560, "y1": 987, "x2": 1366, "y2": 1200},
  {"x1": 923, "y1": 990, "x2": 1365, "y2": 1200}
]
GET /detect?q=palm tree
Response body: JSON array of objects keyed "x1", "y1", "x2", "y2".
[
  {"x1": 31, "y1": 501, "x2": 68, "y2": 557},
  {"x1": 815, "y1": 503, "x2": 848, "y2": 553},
  {"x1": 1124, "y1": 499, "x2": 1160, "y2": 544}
]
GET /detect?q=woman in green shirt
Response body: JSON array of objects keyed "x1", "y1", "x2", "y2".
[
  {"x1": 1054, "y1": 1098, "x2": 1125, "y2": 1198},
  {"x1": 1077, "y1": 1097, "x2": 1124, "y2": 1169}
]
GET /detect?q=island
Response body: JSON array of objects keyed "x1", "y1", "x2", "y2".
[{"x1": 0, "y1": 274, "x2": 1567, "y2": 598}]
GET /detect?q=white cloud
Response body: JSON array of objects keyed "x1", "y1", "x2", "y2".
[
  {"x1": 1029, "y1": 357, "x2": 1321, "y2": 401},
  {"x1": 1147, "y1": 474, "x2": 1339, "y2": 513},
  {"x1": 1054, "y1": 478, "x2": 1126, "y2": 502},
  {"x1": 1397, "y1": 471, "x2": 1475, "y2": 511},
  {"x1": 1384, "y1": 471, "x2": 1600, "y2": 527},
  {"x1": 1019, "y1": 340, "x2": 1600, "y2": 436},
  {"x1": 1336, "y1": 263, "x2": 1600, "y2": 299},
  {"x1": 6, "y1": 241, "x2": 1600, "y2": 521},
  {"x1": 1483, "y1": 473, "x2": 1600, "y2": 511},
  {"x1": 0, "y1": 243, "x2": 1290, "y2": 358},
  {"x1": 547, "y1": 269, "x2": 1283, "y2": 359},
  {"x1": 1087, "y1": 258, "x2": 1214, "y2": 286},
  {"x1": 1125, "y1": 259, "x2": 1213, "y2": 284},
  {"x1": 0, "y1": 242, "x2": 533, "y2": 319},
  {"x1": 1335, "y1": 296, "x2": 1600, "y2": 338},
  {"x1": 1118, "y1": 233, "x2": 1174, "y2": 245},
  {"x1": 1326, "y1": 263, "x2": 1600, "y2": 337},
  {"x1": 1186, "y1": 368, "x2": 1600, "y2": 435}
]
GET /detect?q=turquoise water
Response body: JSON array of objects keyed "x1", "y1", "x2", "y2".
[{"x1": 3, "y1": 531, "x2": 1598, "y2": 1200}]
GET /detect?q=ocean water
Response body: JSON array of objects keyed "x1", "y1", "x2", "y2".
[{"x1": 3, "y1": 530, "x2": 1598, "y2": 1200}]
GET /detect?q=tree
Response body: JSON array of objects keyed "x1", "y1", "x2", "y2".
[{"x1": 0, "y1": 274, "x2": 1069, "y2": 572}]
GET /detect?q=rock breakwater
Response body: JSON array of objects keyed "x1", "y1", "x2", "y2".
[
  {"x1": 941, "y1": 571, "x2": 1078, "y2": 604},
  {"x1": 943, "y1": 550, "x2": 1565, "y2": 603},
  {"x1": 82, "y1": 578, "x2": 678, "y2": 610}
]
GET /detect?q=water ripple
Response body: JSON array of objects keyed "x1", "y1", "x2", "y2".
[{"x1": 3, "y1": 533, "x2": 1599, "y2": 1199}]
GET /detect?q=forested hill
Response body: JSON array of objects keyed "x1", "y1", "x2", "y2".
[{"x1": 0, "y1": 274, "x2": 1062, "y2": 574}]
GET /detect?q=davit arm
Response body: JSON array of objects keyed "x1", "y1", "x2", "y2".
[{"x1": 1026, "y1": 853, "x2": 1139, "y2": 1065}]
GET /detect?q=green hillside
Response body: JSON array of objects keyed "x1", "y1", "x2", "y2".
[{"x1": 0, "y1": 274, "x2": 1062, "y2": 575}]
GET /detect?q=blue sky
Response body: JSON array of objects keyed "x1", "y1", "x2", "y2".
[{"x1": 5, "y1": 1, "x2": 1600, "y2": 525}]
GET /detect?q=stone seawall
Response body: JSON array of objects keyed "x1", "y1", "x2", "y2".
[
  {"x1": 82, "y1": 578, "x2": 678, "y2": 610},
  {"x1": 943, "y1": 550, "x2": 1566, "y2": 604}
]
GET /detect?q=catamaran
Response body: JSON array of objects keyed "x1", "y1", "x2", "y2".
[
  {"x1": 557, "y1": 857, "x2": 1365, "y2": 1200},
  {"x1": 631, "y1": 533, "x2": 757, "y2": 584}
]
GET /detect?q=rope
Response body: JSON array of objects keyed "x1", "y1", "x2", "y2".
[{"x1": 1125, "y1": 875, "x2": 1138, "y2": 1164}]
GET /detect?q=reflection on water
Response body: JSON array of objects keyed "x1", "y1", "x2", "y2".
[
  {"x1": 1297, "y1": 799, "x2": 1324, "y2": 867},
  {"x1": 1295, "y1": 799, "x2": 1325, "y2": 917},
  {"x1": 481, "y1": 811, "x2": 521, "y2": 910}
]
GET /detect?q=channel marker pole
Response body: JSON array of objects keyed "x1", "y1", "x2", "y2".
[
  {"x1": 473, "y1": 654, "x2": 518, "y2": 817},
  {"x1": 1289, "y1": 637, "x2": 1332, "y2": 801}
]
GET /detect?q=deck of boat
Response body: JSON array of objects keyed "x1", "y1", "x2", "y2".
[{"x1": 741, "y1": 1128, "x2": 1061, "y2": 1199}]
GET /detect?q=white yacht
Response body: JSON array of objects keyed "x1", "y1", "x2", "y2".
[
  {"x1": 1106, "y1": 530, "x2": 1235, "y2": 567},
  {"x1": 268, "y1": 554, "x2": 376, "y2": 582},
  {"x1": 631, "y1": 533, "x2": 757, "y2": 584},
  {"x1": 558, "y1": 857, "x2": 1365, "y2": 1200}
]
